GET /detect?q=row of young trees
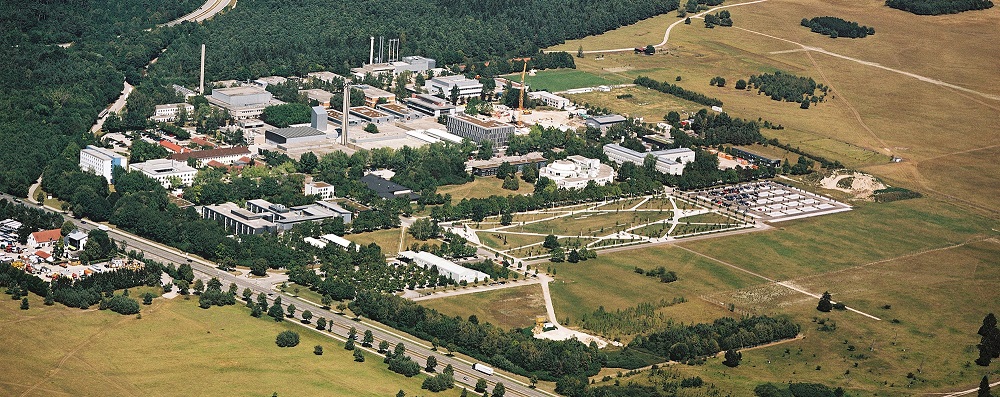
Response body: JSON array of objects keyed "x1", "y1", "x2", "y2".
[{"x1": 634, "y1": 76, "x2": 724, "y2": 107}]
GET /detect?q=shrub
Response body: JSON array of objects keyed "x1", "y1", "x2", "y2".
[{"x1": 276, "y1": 330, "x2": 300, "y2": 347}]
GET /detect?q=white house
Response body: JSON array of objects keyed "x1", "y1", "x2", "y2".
[{"x1": 538, "y1": 155, "x2": 616, "y2": 189}]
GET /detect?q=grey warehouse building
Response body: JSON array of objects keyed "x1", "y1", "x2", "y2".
[
  {"x1": 265, "y1": 126, "x2": 328, "y2": 145},
  {"x1": 446, "y1": 114, "x2": 514, "y2": 146}
]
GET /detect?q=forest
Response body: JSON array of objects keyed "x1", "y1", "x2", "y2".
[
  {"x1": 630, "y1": 315, "x2": 800, "y2": 362},
  {"x1": 149, "y1": 0, "x2": 681, "y2": 84},
  {"x1": 746, "y1": 71, "x2": 828, "y2": 106},
  {"x1": 801, "y1": 17, "x2": 875, "y2": 38},
  {"x1": 633, "y1": 76, "x2": 724, "y2": 107},
  {"x1": 885, "y1": 0, "x2": 993, "y2": 15}
]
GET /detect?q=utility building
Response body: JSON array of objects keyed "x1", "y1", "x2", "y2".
[
  {"x1": 446, "y1": 114, "x2": 513, "y2": 146},
  {"x1": 424, "y1": 75, "x2": 482, "y2": 100},
  {"x1": 398, "y1": 251, "x2": 490, "y2": 283},
  {"x1": 603, "y1": 144, "x2": 695, "y2": 175}
]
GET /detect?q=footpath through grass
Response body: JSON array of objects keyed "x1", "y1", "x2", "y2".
[{"x1": 0, "y1": 295, "x2": 462, "y2": 397}]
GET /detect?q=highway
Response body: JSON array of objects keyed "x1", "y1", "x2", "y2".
[{"x1": 1, "y1": 193, "x2": 553, "y2": 397}]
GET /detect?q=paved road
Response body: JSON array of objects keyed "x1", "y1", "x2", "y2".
[
  {"x1": 0, "y1": 193, "x2": 552, "y2": 397},
  {"x1": 89, "y1": 81, "x2": 132, "y2": 133},
  {"x1": 161, "y1": 0, "x2": 231, "y2": 27}
]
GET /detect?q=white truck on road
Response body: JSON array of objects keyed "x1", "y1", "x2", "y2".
[{"x1": 472, "y1": 363, "x2": 494, "y2": 376}]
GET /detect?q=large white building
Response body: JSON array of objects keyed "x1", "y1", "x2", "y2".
[
  {"x1": 424, "y1": 75, "x2": 483, "y2": 101},
  {"x1": 80, "y1": 145, "x2": 128, "y2": 183},
  {"x1": 539, "y1": 155, "x2": 616, "y2": 189},
  {"x1": 603, "y1": 144, "x2": 696, "y2": 175},
  {"x1": 305, "y1": 181, "x2": 334, "y2": 200},
  {"x1": 528, "y1": 91, "x2": 571, "y2": 109},
  {"x1": 129, "y1": 159, "x2": 197, "y2": 189},
  {"x1": 398, "y1": 251, "x2": 490, "y2": 283},
  {"x1": 207, "y1": 86, "x2": 283, "y2": 120},
  {"x1": 151, "y1": 103, "x2": 194, "y2": 123},
  {"x1": 445, "y1": 114, "x2": 514, "y2": 145}
]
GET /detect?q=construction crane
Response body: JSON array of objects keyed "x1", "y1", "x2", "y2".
[{"x1": 512, "y1": 57, "x2": 532, "y2": 126}]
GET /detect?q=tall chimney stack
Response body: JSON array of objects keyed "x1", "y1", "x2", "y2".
[
  {"x1": 369, "y1": 36, "x2": 375, "y2": 65},
  {"x1": 342, "y1": 79, "x2": 351, "y2": 145},
  {"x1": 199, "y1": 44, "x2": 206, "y2": 94}
]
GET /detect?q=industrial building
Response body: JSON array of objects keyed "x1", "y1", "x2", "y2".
[
  {"x1": 151, "y1": 103, "x2": 194, "y2": 123},
  {"x1": 129, "y1": 159, "x2": 197, "y2": 189},
  {"x1": 203, "y1": 199, "x2": 352, "y2": 235},
  {"x1": 397, "y1": 251, "x2": 490, "y2": 283},
  {"x1": 357, "y1": 85, "x2": 397, "y2": 107},
  {"x1": 350, "y1": 56, "x2": 436, "y2": 79},
  {"x1": 539, "y1": 155, "x2": 616, "y2": 189},
  {"x1": 326, "y1": 109, "x2": 363, "y2": 127},
  {"x1": 423, "y1": 128, "x2": 464, "y2": 144},
  {"x1": 377, "y1": 103, "x2": 421, "y2": 121},
  {"x1": 305, "y1": 181, "x2": 334, "y2": 200},
  {"x1": 360, "y1": 174, "x2": 419, "y2": 201},
  {"x1": 349, "y1": 106, "x2": 395, "y2": 124},
  {"x1": 404, "y1": 94, "x2": 457, "y2": 118},
  {"x1": 731, "y1": 147, "x2": 782, "y2": 168},
  {"x1": 466, "y1": 152, "x2": 547, "y2": 176},
  {"x1": 80, "y1": 145, "x2": 128, "y2": 183},
  {"x1": 445, "y1": 114, "x2": 514, "y2": 145},
  {"x1": 207, "y1": 86, "x2": 282, "y2": 120},
  {"x1": 424, "y1": 75, "x2": 482, "y2": 100},
  {"x1": 169, "y1": 146, "x2": 252, "y2": 166},
  {"x1": 307, "y1": 71, "x2": 347, "y2": 84},
  {"x1": 265, "y1": 126, "x2": 328, "y2": 145},
  {"x1": 603, "y1": 144, "x2": 695, "y2": 175},
  {"x1": 202, "y1": 202, "x2": 275, "y2": 235},
  {"x1": 299, "y1": 89, "x2": 335, "y2": 107},
  {"x1": 527, "y1": 91, "x2": 571, "y2": 109},
  {"x1": 253, "y1": 75, "x2": 288, "y2": 88},
  {"x1": 585, "y1": 114, "x2": 628, "y2": 132}
]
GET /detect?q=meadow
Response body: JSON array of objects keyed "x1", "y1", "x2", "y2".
[
  {"x1": 436, "y1": 176, "x2": 534, "y2": 201},
  {"x1": 506, "y1": 68, "x2": 629, "y2": 92},
  {"x1": 420, "y1": 284, "x2": 547, "y2": 330}
]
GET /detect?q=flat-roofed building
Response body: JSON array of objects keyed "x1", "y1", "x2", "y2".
[
  {"x1": 527, "y1": 91, "x2": 571, "y2": 109},
  {"x1": 398, "y1": 251, "x2": 490, "y2": 283},
  {"x1": 377, "y1": 103, "x2": 421, "y2": 121},
  {"x1": 446, "y1": 114, "x2": 513, "y2": 145},
  {"x1": 425, "y1": 75, "x2": 482, "y2": 100},
  {"x1": 246, "y1": 199, "x2": 352, "y2": 229},
  {"x1": 253, "y1": 75, "x2": 288, "y2": 88},
  {"x1": 403, "y1": 94, "x2": 457, "y2": 118},
  {"x1": 298, "y1": 89, "x2": 335, "y2": 107},
  {"x1": 151, "y1": 103, "x2": 194, "y2": 122},
  {"x1": 731, "y1": 147, "x2": 781, "y2": 168},
  {"x1": 202, "y1": 202, "x2": 275, "y2": 235},
  {"x1": 129, "y1": 159, "x2": 197, "y2": 189},
  {"x1": 349, "y1": 106, "x2": 395, "y2": 124},
  {"x1": 398, "y1": 56, "x2": 435, "y2": 73},
  {"x1": 265, "y1": 126, "x2": 328, "y2": 145},
  {"x1": 169, "y1": 146, "x2": 253, "y2": 166},
  {"x1": 320, "y1": 233, "x2": 358, "y2": 251},
  {"x1": 585, "y1": 114, "x2": 628, "y2": 132},
  {"x1": 305, "y1": 181, "x2": 334, "y2": 200},
  {"x1": 357, "y1": 85, "x2": 396, "y2": 107},
  {"x1": 360, "y1": 174, "x2": 419, "y2": 201},
  {"x1": 466, "y1": 152, "x2": 547, "y2": 176},
  {"x1": 603, "y1": 144, "x2": 695, "y2": 175},
  {"x1": 539, "y1": 155, "x2": 615, "y2": 189},
  {"x1": 326, "y1": 109, "x2": 363, "y2": 127},
  {"x1": 423, "y1": 128, "x2": 464, "y2": 144},
  {"x1": 80, "y1": 145, "x2": 128, "y2": 183},
  {"x1": 208, "y1": 86, "x2": 282, "y2": 120},
  {"x1": 307, "y1": 71, "x2": 346, "y2": 84}
]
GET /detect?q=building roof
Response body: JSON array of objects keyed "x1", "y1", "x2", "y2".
[
  {"x1": 267, "y1": 126, "x2": 326, "y2": 140},
  {"x1": 130, "y1": 159, "x2": 197, "y2": 176},
  {"x1": 169, "y1": 146, "x2": 252, "y2": 161},
  {"x1": 449, "y1": 113, "x2": 512, "y2": 129},
  {"x1": 299, "y1": 89, "x2": 334, "y2": 102},
  {"x1": 377, "y1": 103, "x2": 413, "y2": 115},
  {"x1": 83, "y1": 145, "x2": 125, "y2": 161},
  {"x1": 431, "y1": 75, "x2": 482, "y2": 88},
  {"x1": 588, "y1": 115, "x2": 627, "y2": 125},
  {"x1": 360, "y1": 174, "x2": 419, "y2": 200},
  {"x1": 31, "y1": 229, "x2": 61, "y2": 244},
  {"x1": 350, "y1": 106, "x2": 390, "y2": 118},
  {"x1": 407, "y1": 251, "x2": 490, "y2": 280},
  {"x1": 405, "y1": 94, "x2": 456, "y2": 110},
  {"x1": 66, "y1": 230, "x2": 88, "y2": 241},
  {"x1": 467, "y1": 152, "x2": 546, "y2": 170},
  {"x1": 35, "y1": 250, "x2": 51, "y2": 259},
  {"x1": 213, "y1": 86, "x2": 269, "y2": 97},
  {"x1": 159, "y1": 140, "x2": 186, "y2": 153},
  {"x1": 357, "y1": 85, "x2": 395, "y2": 98}
]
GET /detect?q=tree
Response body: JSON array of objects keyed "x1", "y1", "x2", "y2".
[
  {"x1": 354, "y1": 349, "x2": 365, "y2": 362},
  {"x1": 276, "y1": 331, "x2": 299, "y2": 347},
  {"x1": 817, "y1": 291, "x2": 833, "y2": 312},
  {"x1": 321, "y1": 295, "x2": 332, "y2": 308},
  {"x1": 299, "y1": 152, "x2": 319, "y2": 174},
  {"x1": 301, "y1": 310, "x2": 313, "y2": 323},
  {"x1": 685, "y1": 17, "x2": 692, "y2": 24},
  {"x1": 364, "y1": 123, "x2": 379, "y2": 134},
  {"x1": 61, "y1": 221, "x2": 75, "y2": 236},
  {"x1": 397, "y1": 390, "x2": 406, "y2": 397},
  {"x1": 492, "y1": 382, "x2": 505, "y2": 397},
  {"x1": 979, "y1": 376, "x2": 991, "y2": 397},
  {"x1": 450, "y1": 85, "x2": 460, "y2": 104},
  {"x1": 345, "y1": 338, "x2": 355, "y2": 350},
  {"x1": 242, "y1": 288, "x2": 253, "y2": 302},
  {"x1": 192, "y1": 279, "x2": 205, "y2": 295},
  {"x1": 44, "y1": 290, "x2": 54, "y2": 306},
  {"x1": 425, "y1": 355, "x2": 438, "y2": 372},
  {"x1": 378, "y1": 340, "x2": 390, "y2": 353},
  {"x1": 363, "y1": 330, "x2": 374, "y2": 347},
  {"x1": 268, "y1": 301, "x2": 285, "y2": 322},
  {"x1": 475, "y1": 378, "x2": 488, "y2": 393},
  {"x1": 723, "y1": 349, "x2": 742, "y2": 367},
  {"x1": 644, "y1": 45, "x2": 655, "y2": 55},
  {"x1": 408, "y1": 218, "x2": 440, "y2": 240},
  {"x1": 502, "y1": 177, "x2": 519, "y2": 191},
  {"x1": 500, "y1": 212, "x2": 513, "y2": 226},
  {"x1": 529, "y1": 375, "x2": 538, "y2": 389},
  {"x1": 142, "y1": 292, "x2": 154, "y2": 305},
  {"x1": 286, "y1": 304, "x2": 296, "y2": 318},
  {"x1": 20, "y1": 297, "x2": 28, "y2": 310},
  {"x1": 314, "y1": 345, "x2": 324, "y2": 355},
  {"x1": 316, "y1": 317, "x2": 327, "y2": 330},
  {"x1": 800, "y1": 100, "x2": 811, "y2": 109},
  {"x1": 261, "y1": 103, "x2": 312, "y2": 127},
  {"x1": 478, "y1": 140, "x2": 494, "y2": 160},
  {"x1": 543, "y1": 234, "x2": 560, "y2": 250},
  {"x1": 735, "y1": 79, "x2": 748, "y2": 90},
  {"x1": 521, "y1": 165, "x2": 537, "y2": 183},
  {"x1": 550, "y1": 247, "x2": 565, "y2": 263}
]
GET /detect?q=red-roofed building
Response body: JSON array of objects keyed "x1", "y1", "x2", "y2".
[
  {"x1": 191, "y1": 137, "x2": 217, "y2": 148},
  {"x1": 34, "y1": 250, "x2": 52, "y2": 263},
  {"x1": 169, "y1": 146, "x2": 253, "y2": 167},
  {"x1": 28, "y1": 229, "x2": 62, "y2": 248},
  {"x1": 159, "y1": 140, "x2": 188, "y2": 154}
]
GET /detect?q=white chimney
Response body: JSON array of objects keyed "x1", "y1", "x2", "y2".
[
  {"x1": 199, "y1": 43, "x2": 206, "y2": 94},
  {"x1": 369, "y1": 36, "x2": 375, "y2": 65}
]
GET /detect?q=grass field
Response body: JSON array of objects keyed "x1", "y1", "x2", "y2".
[
  {"x1": 0, "y1": 295, "x2": 461, "y2": 397},
  {"x1": 345, "y1": 229, "x2": 405, "y2": 255},
  {"x1": 505, "y1": 69, "x2": 629, "y2": 92},
  {"x1": 519, "y1": 210, "x2": 675, "y2": 236},
  {"x1": 545, "y1": 0, "x2": 1000, "y2": 213},
  {"x1": 420, "y1": 284, "x2": 546, "y2": 330},
  {"x1": 437, "y1": 176, "x2": 534, "y2": 201}
]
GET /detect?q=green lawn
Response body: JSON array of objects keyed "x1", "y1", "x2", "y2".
[
  {"x1": 519, "y1": 210, "x2": 675, "y2": 237},
  {"x1": 0, "y1": 295, "x2": 462, "y2": 397},
  {"x1": 506, "y1": 69, "x2": 629, "y2": 93},
  {"x1": 345, "y1": 229, "x2": 405, "y2": 255},
  {"x1": 420, "y1": 284, "x2": 547, "y2": 330}
]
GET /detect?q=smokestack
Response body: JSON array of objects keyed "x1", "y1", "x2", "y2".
[
  {"x1": 378, "y1": 36, "x2": 384, "y2": 63},
  {"x1": 369, "y1": 36, "x2": 374, "y2": 65},
  {"x1": 199, "y1": 44, "x2": 206, "y2": 94},
  {"x1": 342, "y1": 79, "x2": 350, "y2": 145}
]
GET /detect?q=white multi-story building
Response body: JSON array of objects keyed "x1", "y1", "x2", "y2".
[
  {"x1": 398, "y1": 251, "x2": 490, "y2": 283},
  {"x1": 151, "y1": 103, "x2": 194, "y2": 123},
  {"x1": 80, "y1": 145, "x2": 128, "y2": 183},
  {"x1": 445, "y1": 114, "x2": 513, "y2": 145},
  {"x1": 424, "y1": 75, "x2": 482, "y2": 100},
  {"x1": 305, "y1": 181, "x2": 334, "y2": 200},
  {"x1": 528, "y1": 91, "x2": 571, "y2": 109},
  {"x1": 129, "y1": 159, "x2": 197, "y2": 189},
  {"x1": 539, "y1": 155, "x2": 616, "y2": 189},
  {"x1": 603, "y1": 144, "x2": 695, "y2": 175},
  {"x1": 207, "y1": 86, "x2": 283, "y2": 120}
]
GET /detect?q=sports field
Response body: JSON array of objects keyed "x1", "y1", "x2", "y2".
[
  {"x1": 0, "y1": 295, "x2": 461, "y2": 397},
  {"x1": 506, "y1": 69, "x2": 629, "y2": 92}
]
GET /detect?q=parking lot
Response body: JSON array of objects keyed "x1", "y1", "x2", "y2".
[{"x1": 689, "y1": 181, "x2": 852, "y2": 222}]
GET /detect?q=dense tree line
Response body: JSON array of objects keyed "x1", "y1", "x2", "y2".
[
  {"x1": 634, "y1": 76, "x2": 723, "y2": 107},
  {"x1": 261, "y1": 103, "x2": 313, "y2": 128},
  {"x1": 149, "y1": 0, "x2": 680, "y2": 84},
  {"x1": 704, "y1": 10, "x2": 734, "y2": 28},
  {"x1": 801, "y1": 17, "x2": 875, "y2": 38},
  {"x1": 581, "y1": 299, "x2": 686, "y2": 338},
  {"x1": 754, "y1": 382, "x2": 847, "y2": 397},
  {"x1": 0, "y1": 257, "x2": 163, "y2": 311},
  {"x1": 976, "y1": 313, "x2": 1000, "y2": 366},
  {"x1": 630, "y1": 315, "x2": 800, "y2": 362},
  {"x1": 350, "y1": 290, "x2": 605, "y2": 381},
  {"x1": 885, "y1": 0, "x2": 993, "y2": 15},
  {"x1": 747, "y1": 72, "x2": 828, "y2": 105}
]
